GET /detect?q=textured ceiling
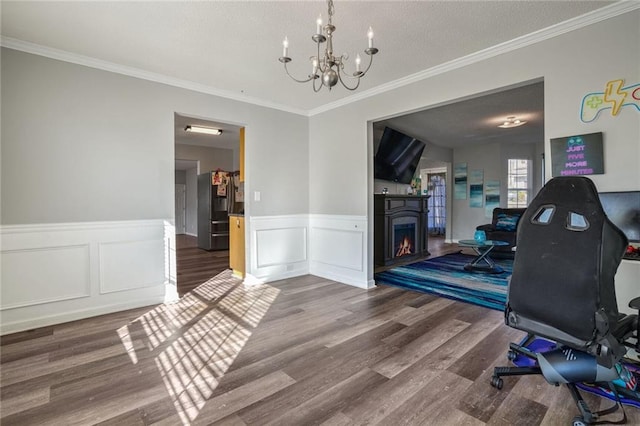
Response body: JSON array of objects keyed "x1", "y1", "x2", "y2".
[
  {"x1": 1, "y1": 1, "x2": 616, "y2": 113},
  {"x1": 378, "y1": 80, "x2": 545, "y2": 149}
]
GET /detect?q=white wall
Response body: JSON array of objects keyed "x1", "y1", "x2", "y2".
[
  {"x1": 308, "y1": 10, "x2": 640, "y2": 285},
  {"x1": 1, "y1": 47, "x2": 309, "y2": 333}
]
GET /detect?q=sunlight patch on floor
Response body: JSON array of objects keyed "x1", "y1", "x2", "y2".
[{"x1": 117, "y1": 269, "x2": 280, "y2": 424}]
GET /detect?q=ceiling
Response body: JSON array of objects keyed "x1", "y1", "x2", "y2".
[
  {"x1": 377, "y1": 80, "x2": 545, "y2": 150},
  {"x1": 1, "y1": 1, "x2": 616, "y2": 114},
  {"x1": 174, "y1": 114, "x2": 240, "y2": 150}
]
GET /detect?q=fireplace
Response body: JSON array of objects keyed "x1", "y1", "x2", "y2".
[
  {"x1": 374, "y1": 194, "x2": 430, "y2": 266},
  {"x1": 393, "y1": 218, "x2": 417, "y2": 258}
]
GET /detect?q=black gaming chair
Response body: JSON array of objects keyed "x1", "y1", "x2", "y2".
[{"x1": 491, "y1": 176, "x2": 639, "y2": 425}]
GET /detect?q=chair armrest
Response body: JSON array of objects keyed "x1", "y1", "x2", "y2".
[{"x1": 476, "y1": 224, "x2": 496, "y2": 232}]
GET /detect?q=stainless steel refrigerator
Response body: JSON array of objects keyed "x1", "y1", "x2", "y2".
[{"x1": 197, "y1": 172, "x2": 229, "y2": 250}]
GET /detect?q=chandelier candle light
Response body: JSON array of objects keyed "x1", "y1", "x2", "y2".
[{"x1": 279, "y1": 0, "x2": 378, "y2": 92}]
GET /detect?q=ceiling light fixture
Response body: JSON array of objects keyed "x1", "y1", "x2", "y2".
[
  {"x1": 498, "y1": 116, "x2": 527, "y2": 129},
  {"x1": 185, "y1": 125, "x2": 222, "y2": 135},
  {"x1": 278, "y1": 0, "x2": 378, "y2": 92}
]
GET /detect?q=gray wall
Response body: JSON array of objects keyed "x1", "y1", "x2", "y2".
[
  {"x1": 186, "y1": 168, "x2": 198, "y2": 235},
  {"x1": 175, "y1": 144, "x2": 233, "y2": 174},
  {"x1": 451, "y1": 141, "x2": 538, "y2": 241},
  {"x1": 1, "y1": 47, "x2": 309, "y2": 225},
  {"x1": 175, "y1": 170, "x2": 186, "y2": 185},
  {"x1": 308, "y1": 11, "x2": 639, "y2": 279}
]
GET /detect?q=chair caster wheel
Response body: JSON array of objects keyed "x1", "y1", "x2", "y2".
[
  {"x1": 490, "y1": 376, "x2": 503, "y2": 390},
  {"x1": 507, "y1": 350, "x2": 517, "y2": 361},
  {"x1": 572, "y1": 416, "x2": 588, "y2": 426}
]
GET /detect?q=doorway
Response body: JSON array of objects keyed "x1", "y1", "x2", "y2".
[
  {"x1": 174, "y1": 113, "x2": 244, "y2": 296},
  {"x1": 421, "y1": 167, "x2": 447, "y2": 237}
]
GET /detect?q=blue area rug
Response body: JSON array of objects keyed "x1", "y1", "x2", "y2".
[{"x1": 374, "y1": 252, "x2": 513, "y2": 311}]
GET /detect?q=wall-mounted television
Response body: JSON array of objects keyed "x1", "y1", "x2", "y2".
[
  {"x1": 374, "y1": 127, "x2": 425, "y2": 184},
  {"x1": 598, "y1": 191, "x2": 640, "y2": 243},
  {"x1": 550, "y1": 132, "x2": 604, "y2": 177}
]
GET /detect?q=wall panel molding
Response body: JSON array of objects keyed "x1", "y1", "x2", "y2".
[
  {"x1": 309, "y1": 215, "x2": 372, "y2": 289},
  {"x1": 98, "y1": 238, "x2": 166, "y2": 294},
  {"x1": 249, "y1": 215, "x2": 309, "y2": 283},
  {"x1": 0, "y1": 220, "x2": 173, "y2": 335},
  {"x1": 1, "y1": 244, "x2": 91, "y2": 309}
]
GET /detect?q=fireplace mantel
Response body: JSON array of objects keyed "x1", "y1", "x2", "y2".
[{"x1": 374, "y1": 194, "x2": 430, "y2": 266}]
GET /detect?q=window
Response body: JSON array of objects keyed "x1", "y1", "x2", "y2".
[{"x1": 507, "y1": 159, "x2": 530, "y2": 208}]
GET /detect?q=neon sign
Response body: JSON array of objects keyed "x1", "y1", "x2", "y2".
[
  {"x1": 580, "y1": 79, "x2": 640, "y2": 123},
  {"x1": 550, "y1": 132, "x2": 604, "y2": 177}
]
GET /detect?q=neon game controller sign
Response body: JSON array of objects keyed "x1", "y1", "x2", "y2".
[{"x1": 580, "y1": 79, "x2": 640, "y2": 123}]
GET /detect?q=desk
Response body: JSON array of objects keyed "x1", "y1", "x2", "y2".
[{"x1": 458, "y1": 240, "x2": 509, "y2": 273}]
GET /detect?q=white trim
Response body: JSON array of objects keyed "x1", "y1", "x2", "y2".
[
  {"x1": 0, "y1": 219, "x2": 166, "y2": 234},
  {"x1": 249, "y1": 214, "x2": 309, "y2": 223},
  {"x1": 308, "y1": 214, "x2": 368, "y2": 222},
  {"x1": 2, "y1": 2, "x2": 637, "y2": 117},
  {"x1": 0, "y1": 37, "x2": 308, "y2": 117},
  {"x1": 0, "y1": 297, "x2": 164, "y2": 336}
]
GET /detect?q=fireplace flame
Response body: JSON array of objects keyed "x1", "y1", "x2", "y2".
[{"x1": 396, "y1": 236, "x2": 413, "y2": 257}]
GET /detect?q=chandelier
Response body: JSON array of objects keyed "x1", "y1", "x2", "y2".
[{"x1": 278, "y1": 0, "x2": 378, "y2": 92}]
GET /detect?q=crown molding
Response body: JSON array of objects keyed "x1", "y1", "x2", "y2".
[
  {"x1": 1, "y1": 1, "x2": 637, "y2": 118},
  {"x1": 307, "y1": 1, "x2": 640, "y2": 116},
  {"x1": 0, "y1": 36, "x2": 309, "y2": 117}
]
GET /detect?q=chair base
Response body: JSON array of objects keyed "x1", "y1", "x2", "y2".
[{"x1": 491, "y1": 335, "x2": 629, "y2": 425}]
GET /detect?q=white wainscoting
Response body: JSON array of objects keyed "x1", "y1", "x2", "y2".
[
  {"x1": 0, "y1": 220, "x2": 175, "y2": 335},
  {"x1": 248, "y1": 215, "x2": 310, "y2": 284},
  {"x1": 309, "y1": 215, "x2": 373, "y2": 289}
]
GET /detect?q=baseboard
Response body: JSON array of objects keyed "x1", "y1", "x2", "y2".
[
  {"x1": 0, "y1": 296, "x2": 164, "y2": 335},
  {"x1": 309, "y1": 266, "x2": 374, "y2": 289}
]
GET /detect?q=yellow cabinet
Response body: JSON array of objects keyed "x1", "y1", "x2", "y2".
[
  {"x1": 229, "y1": 215, "x2": 245, "y2": 278},
  {"x1": 239, "y1": 127, "x2": 245, "y2": 182}
]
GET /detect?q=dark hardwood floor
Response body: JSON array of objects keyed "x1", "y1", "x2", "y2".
[
  {"x1": 2, "y1": 235, "x2": 637, "y2": 425},
  {"x1": 176, "y1": 234, "x2": 230, "y2": 297}
]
